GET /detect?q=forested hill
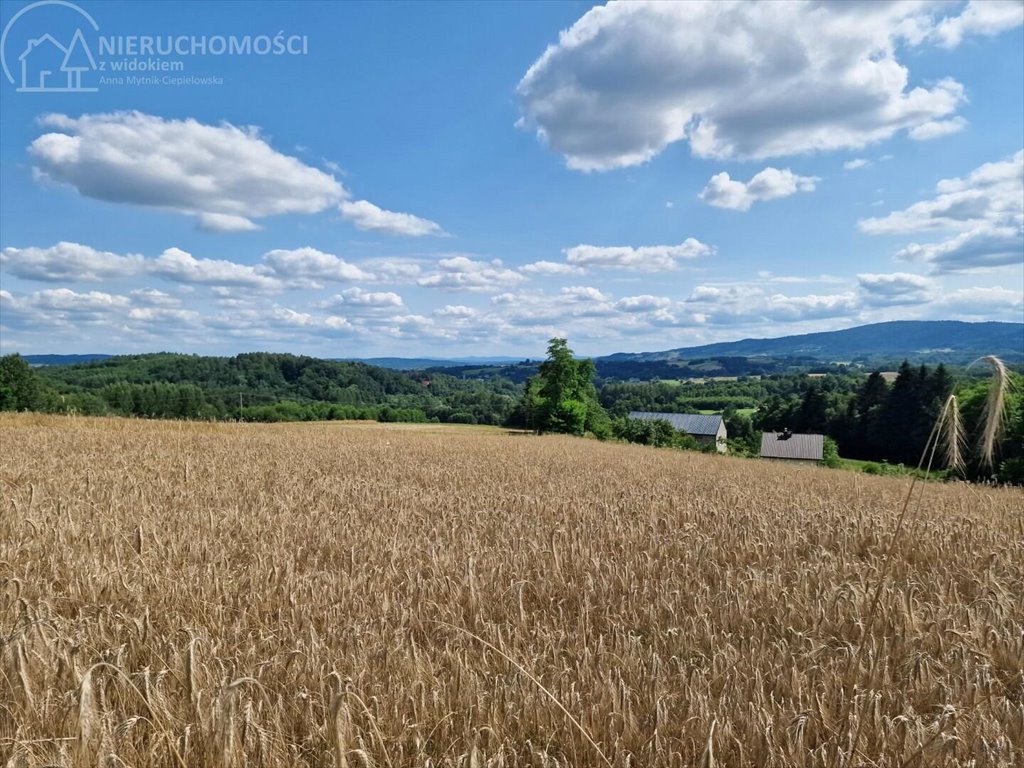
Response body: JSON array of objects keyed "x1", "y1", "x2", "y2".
[
  {"x1": 601, "y1": 321, "x2": 1024, "y2": 364},
  {"x1": 30, "y1": 352, "x2": 522, "y2": 425}
]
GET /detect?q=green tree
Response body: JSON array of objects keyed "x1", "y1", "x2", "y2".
[
  {"x1": 0, "y1": 354, "x2": 45, "y2": 411},
  {"x1": 822, "y1": 437, "x2": 842, "y2": 468},
  {"x1": 525, "y1": 339, "x2": 606, "y2": 436}
]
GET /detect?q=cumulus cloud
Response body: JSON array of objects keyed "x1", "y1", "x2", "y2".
[
  {"x1": 861, "y1": 151, "x2": 1023, "y2": 234},
  {"x1": 0, "y1": 287, "x2": 191, "y2": 335},
  {"x1": 615, "y1": 294, "x2": 673, "y2": 312},
  {"x1": 857, "y1": 272, "x2": 935, "y2": 306},
  {"x1": 27, "y1": 112, "x2": 444, "y2": 237},
  {"x1": 518, "y1": 260, "x2": 585, "y2": 276},
  {"x1": 684, "y1": 284, "x2": 859, "y2": 325},
  {"x1": 0, "y1": 241, "x2": 393, "y2": 292},
  {"x1": 844, "y1": 159, "x2": 871, "y2": 170},
  {"x1": 417, "y1": 256, "x2": 526, "y2": 292},
  {"x1": 861, "y1": 150, "x2": 1024, "y2": 272},
  {"x1": 908, "y1": 117, "x2": 967, "y2": 141},
  {"x1": 205, "y1": 305, "x2": 359, "y2": 339},
  {"x1": 126, "y1": 306, "x2": 201, "y2": 324},
  {"x1": 936, "y1": 285, "x2": 1024, "y2": 319},
  {"x1": 895, "y1": 227, "x2": 1023, "y2": 273},
  {"x1": 435, "y1": 304, "x2": 478, "y2": 318},
  {"x1": 30, "y1": 112, "x2": 344, "y2": 231},
  {"x1": 0, "y1": 242, "x2": 143, "y2": 282},
  {"x1": 564, "y1": 238, "x2": 714, "y2": 271},
  {"x1": 319, "y1": 287, "x2": 404, "y2": 311},
  {"x1": 30, "y1": 288, "x2": 131, "y2": 315},
  {"x1": 358, "y1": 257, "x2": 425, "y2": 283},
  {"x1": 560, "y1": 285, "x2": 611, "y2": 303},
  {"x1": 700, "y1": 167, "x2": 819, "y2": 211},
  {"x1": 516, "y1": 1, "x2": 982, "y2": 170},
  {"x1": 260, "y1": 247, "x2": 374, "y2": 286},
  {"x1": 151, "y1": 247, "x2": 280, "y2": 290},
  {"x1": 932, "y1": 0, "x2": 1024, "y2": 47},
  {"x1": 338, "y1": 200, "x2": 446, "y2": 237},
  {"x1": 129, "y1": 288, "x2": 180, "y2": 307},
  {"x1": 197, "y1": 213, "x2": 263, "y2": 233}
]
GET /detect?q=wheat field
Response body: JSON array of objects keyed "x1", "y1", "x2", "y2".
[{"x1": 1, "y1": 414, "x2": 1021, "y2": 767}]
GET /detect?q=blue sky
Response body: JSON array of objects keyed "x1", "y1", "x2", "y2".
[{"x1": 1, "y1": 0, "x2": 1022, "y2": 357}]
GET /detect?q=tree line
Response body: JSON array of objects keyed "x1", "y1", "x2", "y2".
[
  {"x1": 3, "y1": 345, "x2": 1020, "y2": 482},
  {"x1": 0, "y1": 353, "x2": 521, "y2": 426}
]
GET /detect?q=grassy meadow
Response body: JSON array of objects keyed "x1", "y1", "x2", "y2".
[{"x1": 1, "y1": 413, "x2": 1021, "y2": 767}]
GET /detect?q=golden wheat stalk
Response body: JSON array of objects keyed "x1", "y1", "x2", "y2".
[{"x1": 969, "y1": 355, "x2": 1011, "y2": 468}]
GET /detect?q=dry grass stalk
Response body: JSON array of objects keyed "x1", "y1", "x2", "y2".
[
  {"x1": 940, "y1": 395, "x2": 966, "y2": 476},
  {"x1": 970, "y1": 355, "x2": 1011, "y2": 468},
  {"x1": 841, "y1": 356, "x2": 1012, "y2": 767}
]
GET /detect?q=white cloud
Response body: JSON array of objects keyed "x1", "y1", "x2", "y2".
[
  {"x1": 32, "y1": 288, "x2": 131, "y2": 315},
  {"x1": 435, "y1": 304, "x2": 478, "y2": 318},
  {"x1": 260, "y1": 247, "x2": 374, "y2": 285},
  {"x1": 339, "y1": 200, "x2": 445, "y2": 237},
  {"x1": 197, "y1": 213, "x2": 262, "y2": 233},
  {"x1": 560, "y1": 285, "x2": 611, "y2": 303},
  {"x1": 615, "y1": 294, "x2": 673, "y2": 312},
  {"x1": 857, "y1": 272, "x2": 935, "y2": 306},
  {"x1": 417, "y1": 256, "x2": 527, "y2": 292},
  {"x1": 564, "y1": 238, "x2": 714, "y2": 271},
  {"x1": 129, "y1": 288, "x2": 179, "y2": 307},
  {"x1": 516, "y1": 2, "x2": 977, "y2": 170},
  {"x1": 908, "y1": 116, "x2": 967, "y2": 141},
  {"x1": 937, "y1": 285, "x2": 1024, "y2": 319},
  {"x1": 895, "y1": 226, "x2": 1024, "y2": 273},
  {"x1": 206, "y1": 304, "x2": 360, "y2": 339},
  {"x1": 126, "y1": 306, "x2": 201, "y2": 324},
  {"x1": 844, "y1": 158, "x2": 871, "y2": 170},
  {"x1": 358, "y1": 257, "x2": 425, "y2": 283},
  {"x1": 684, "y1": 284, "x2": 859, "y2": 325},
  {"x1": 861, "y1": 151, "x2": 1023, "y2": 234},
  {"x1": 26, "y1": 112, "x2": 442, "y2": 238},
  {"x1": 0, "y1": 287, "x2": 141, "y2": 330},
  {"x1": 700, "y1": 167, "x2": 819, "y2": 211},
  {"x1": 0, "y1": 242, "x2": 143, "y2": 282},
  {"x1": 932, "y1": 0, "x2": 1024, "y2": 48},
  {"x1": 518, "y1": 260, "x2": 585, "y2": 276},
  {"x1": 319, "y1": 287, "x2": 404, "y2": 310},
  {"x1": 30, "y1": 112, "x2": 344, "y2": 231},
  {"x1": 755, "y1": 271, "x2": 846, "y2": 285},
  {"x1": 861, "y1": 150, "x2": 1024, "y2": 272},
  {"x1": 151, "y1": 247, "x2": 280, "y2": 290},
  {"x1": 379, "y1": 314, "x2": 452, "y2": 342}
]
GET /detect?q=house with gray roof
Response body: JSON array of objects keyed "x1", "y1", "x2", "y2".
[
  {"x1": 760, "y1": 429, "x2": 824, "y2": 464},
  {"x1": 627, "y1": 411, "x2": 727, "y2": 453}
]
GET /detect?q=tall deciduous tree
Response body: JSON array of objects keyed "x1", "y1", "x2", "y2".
[
  {"x1": 525, "y1": 338, "x2": 606, "y2": 436},
  {"x1": 0, "y1": 354, "x2": 44, "y2": 411}
]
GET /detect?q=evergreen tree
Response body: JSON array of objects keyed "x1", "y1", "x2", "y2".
[
  {"x1": 877, "y1": 361, "x2": 921, "y2": 464},
  {"x1": 848, "y1": 372, "x2": 889, "y2": 458},
  {"x1": 795, "y1": 383, "x2": 829, "y2": 432}
]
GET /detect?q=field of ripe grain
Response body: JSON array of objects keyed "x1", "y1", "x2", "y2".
[{"x1": 2, "y1": 414, "x2": 1022, "y2": 768}]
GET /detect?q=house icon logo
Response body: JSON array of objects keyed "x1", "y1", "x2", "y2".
[{"x1": 1, "y1": 0, "x2": 100, "y2": 93}]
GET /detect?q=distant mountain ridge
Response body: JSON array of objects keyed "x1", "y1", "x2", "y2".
[
  {"x1": 336, "y1": 356, "x2": 523, "y2": 370},
  {"x1": 23, "y1": 354, "x2": 114, "y2": 366},
  {"x1": 15, "y1": 321, "x2": 1023, "y2": 368},
  {"x1": 599, "y1": 321, "x2": 1024, "y2": 364}
]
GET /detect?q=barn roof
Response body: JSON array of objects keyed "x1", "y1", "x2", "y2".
[
  {"x1": 627, "y1": 411, "x2": 723, "y2": 436},
  {"x1": 760, "y1": 431, "x2": 824, "y2": 461}
]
